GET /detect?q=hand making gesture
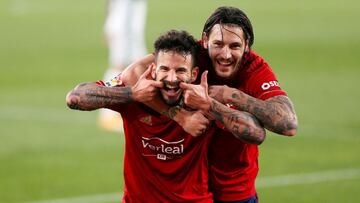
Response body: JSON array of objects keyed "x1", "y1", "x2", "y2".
[
  {"x1": 180, "y1": 71, "x2": 212, "y2": 112},
  {"x1": 132, "y1": 66, "x2": 164, "y2": 103}
]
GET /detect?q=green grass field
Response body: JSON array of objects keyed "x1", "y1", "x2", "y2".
[{"x1": 1, "y1": 0, "x2": 360, "y2": 202}]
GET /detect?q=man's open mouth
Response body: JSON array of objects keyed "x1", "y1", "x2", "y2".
[
  {"x1": 163, "y1": 81, "x2": 180, "y2": 92},
  {"x1": 162, "y1": 81, "x2": 181, "y2": 96},
  {"x1": 217, "y1": 59, "x2": 234, "y2": 67}
]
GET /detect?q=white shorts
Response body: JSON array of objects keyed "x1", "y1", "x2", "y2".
[{"x1": 104, "y1": 0, "x2": 147, "y2": 67}]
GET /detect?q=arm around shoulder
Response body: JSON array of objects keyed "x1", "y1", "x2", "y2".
[
  {"x1": 208, "y1": 98, "x2": 266, "y2": 145},
  {"x1": 264, "y1": 95, "x2": 298, "y2": 136},
  {"x1": 66, "y1": 82, "x2": 133, "y2": 111},
  {"x1": 226, "y1": 91, "x2": 298, "y2": 136},
  {"x1": 121, "y1": 54, "x2": 155, "y2": 86}
]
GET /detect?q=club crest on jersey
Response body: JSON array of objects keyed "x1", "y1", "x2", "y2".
[
  {"x1": 104, "y1": 74, "x2": 123, "y2": 87},
  {"x1": 139, "y1": 115, "x2": 153, "y2": 126}
]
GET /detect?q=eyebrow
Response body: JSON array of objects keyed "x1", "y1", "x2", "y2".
[
  {"x1": 158, "y1": 65, "x2": 169, "y2": 69},
  {"x1": 176, "y1": 67, "x2": 188, "y2": 71}
]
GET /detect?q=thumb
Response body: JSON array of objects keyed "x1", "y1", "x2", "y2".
[{"x1": 200, "y1": 71, "x2": 208, "y2": 90}]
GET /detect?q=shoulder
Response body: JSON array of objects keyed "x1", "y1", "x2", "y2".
[{"x1": 243, "y1": 50, "x2": 268, "y2": 73}]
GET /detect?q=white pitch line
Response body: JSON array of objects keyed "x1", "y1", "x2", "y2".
[
  {"x1": 256, "y1": 167, "x2": 360, "y2": 188},
  {"x1": 27, "y1": 192, "x2": 122, "y2": 203},
  {"x1": 27, "y1": 167, "x2": 360, "y2": 203},
  {"x1": 0, "y1": 105, "x2": 95, "y2": 125}
]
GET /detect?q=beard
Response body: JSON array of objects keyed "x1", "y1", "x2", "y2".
[
  {"x1": 157, "y1": 77, "x2": 191, "y2": 106},
  {"x1": 161, "y1": 93, "x2": 182, "y2": 106}
]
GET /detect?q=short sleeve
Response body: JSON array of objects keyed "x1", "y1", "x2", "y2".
[
  {"x1": 96, "y1": 73, "x2": 125, "y2": 87},
  {"x1": 95, "y1": 73, "x2": 127, "y2": 112},
  {"x1": 245, "y1": 61, "x2": 287, "y2": 100}
]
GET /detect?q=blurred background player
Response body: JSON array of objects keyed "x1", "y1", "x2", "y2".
[{"x1": 99, "y1": 0, "x2": 148, "y2": 132}]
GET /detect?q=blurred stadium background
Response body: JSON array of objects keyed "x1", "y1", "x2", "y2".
[{"x1": 1, "y1": 0, "x2": 359, "y2": 202}]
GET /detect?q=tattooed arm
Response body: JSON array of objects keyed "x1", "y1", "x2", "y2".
[
  {"x1": 66, "y1": 83, "x2": 133, "y2": 111},
  {"x1": 208, "y1": 99, "x2": 265, "y2": 144},
  {"x1": 209, "y1": 86, "x2": 298, "y2": 136},
  {"x1": 180, "y1": 72, "x2": 266, "y2": 144},
  {"x1": 66, "y1": 66, "x2": 163, "y2": 111}
]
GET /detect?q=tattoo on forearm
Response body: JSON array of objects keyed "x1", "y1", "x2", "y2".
[
  {"x1": 230, "y1": 92, "x2": 297, "y2": 135},
  {"x1": 209, "y1": 100, "x2": 265, "y2": 144},
  {"x1": 70, "y1": 84, "x2": 133, "y2": 110},
  {"x1": 84, "y1": 86, "x2": 132, "y2": 107}
]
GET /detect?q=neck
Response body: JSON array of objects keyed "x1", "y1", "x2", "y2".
[{"x1": 208, "y1": 69, "x2": 239, "y2": 86}]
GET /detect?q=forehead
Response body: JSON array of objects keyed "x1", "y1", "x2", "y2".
[
  {"x1": 156, "y1": 50, "x2": 193, "y2": 69},
  {"x1": 208, "y1": 24, "x2": 246, "y2": 42}
]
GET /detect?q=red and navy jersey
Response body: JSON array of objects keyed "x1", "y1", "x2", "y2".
[
  {"x1": 197, "y1": 46, "x2": 287, "y2": 201},
  {"x1": 97, "y1": 79, "x2": 214, "y2": 203}
]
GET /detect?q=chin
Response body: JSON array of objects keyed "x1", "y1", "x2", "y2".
[
  {"x1": 215, "y1": 70, "x2": 232, "y2": 79},
  {"x1": 164, "y1": 99, "x2": 180, "y2": 106},
  {"x1": 162, "y1": 95, "x2": 181, "y2": 106}
]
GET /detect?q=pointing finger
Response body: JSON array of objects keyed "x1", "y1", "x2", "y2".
[
  {"x1": 151, "y1": 81, "x2": 164, "y2": 88},
  {"x1": 179, "y1": 82, "x2": 192, "y2": 90}
]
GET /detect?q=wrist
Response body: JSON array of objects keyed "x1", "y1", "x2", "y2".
[
  {"x1": 223, "y1": 87, "x2": 233, "y2": 104},
  {"x1": 172, "y1": 106, "x2": 184, "y2": 124},
  {"x1": 165, "y1": 105, "x2": 181, "y2": 119},
  {"x1": 202, "y1": 97, "x2": 212, "y2": 112},
  {"x1": 129, "y1": 86, "x2": 136, "y2": 101}
]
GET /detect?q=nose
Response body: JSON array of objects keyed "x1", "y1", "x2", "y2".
[
  {"x1": 166, "y1": 70, "x2": 177, "y2": 82},
  {"x1": 220, "y1": 46, "x2": 231, "y2": 59}
]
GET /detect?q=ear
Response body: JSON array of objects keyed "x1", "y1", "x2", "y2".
[
  {"x1": 150, "y1": 63, "x2": 156, "y2": 79},
  {"x1": 245, "y1": 45, "x2": 249, "y2": 53},
  {"x1": 191, "y1": 67, "x2": 199, "y2": 83},
  {"x1": 244, "y1": 40, "x2": 250, "y2": 53},
  {"x1": 201, "y1": 32, "x2": 209, "y2": 49}
]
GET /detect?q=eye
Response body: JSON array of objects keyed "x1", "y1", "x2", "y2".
[
  {"x1": 230, "y1": 43, "x2": 242, "y2": 50},
  {"x1": 176, "y1": 68, "x2": 188, "y2": 74},
  {"x1": 212, "y1": 41, "x2": 223, "y2": 48},
  {"x1": 158, "y1": 66, "x2": 169, "y2": 72}
]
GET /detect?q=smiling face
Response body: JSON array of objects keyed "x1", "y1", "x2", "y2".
[
  {"x1": 151, "y1": 50, "x2": 198, "y2": 106},
  {"x1": 203, "y1": 24, "x2": 249, "y2": 79}
]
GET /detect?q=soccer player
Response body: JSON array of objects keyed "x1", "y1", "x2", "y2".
[
  {"x1": 99, "y1": 0, "x2": 148, "y2": 132},
  {"x1": 67, "y1": 30, "x2": 214, "y2": 202},
  {"x1": 121, "y1": 6, "x2": 298, "y2": 203}
]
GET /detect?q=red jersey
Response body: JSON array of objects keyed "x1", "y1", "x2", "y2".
[
  {"x1": 97, "y1": 80, "x2": 214, "y2": 202},
  {"x1": 198, "y1": 47, "x2": 287, "y2": 201}
]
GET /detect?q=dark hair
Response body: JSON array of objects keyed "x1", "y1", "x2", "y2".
[
  {"x1": 154, "y1": 30, "x2": 200, "y2": 67},
  {"x1": 202, "y1": 6, "x2": 254, "y2": 47}
]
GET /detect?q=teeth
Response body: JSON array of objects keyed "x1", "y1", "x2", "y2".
[
  {"x1": 218, "y1": 60, "x2": 232, "y2": 65},
  {"x1": 219, "y1": 62, "x2": 231, "y2": 65},
  {"x1": 166, "y1": 84, "x2": 178, "y2": 89}
]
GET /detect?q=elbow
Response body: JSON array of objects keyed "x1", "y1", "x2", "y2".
[
  {"x1": 283, "y1": 125, "x2": 297, "y2": 137},
  {"x1": 253, "y1": 128, "x2": 266, "y2": 145},
  {"x1": 66, "y1": 91, "x2": 80, "y2": 110},
  {"x1": 242, "y1": 125, "x2": 266, "y2": 145},
  {"x1": 282, "y1": 119, "x2": 298, "y2": 136}
]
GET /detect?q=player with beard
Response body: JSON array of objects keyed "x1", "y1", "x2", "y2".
[
  {"x1": 67, "y1": 30, "x2": 218, "y2": 202},
  {"x1": 121, "y1": 6, "x2": 298, "y2": 203}
]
